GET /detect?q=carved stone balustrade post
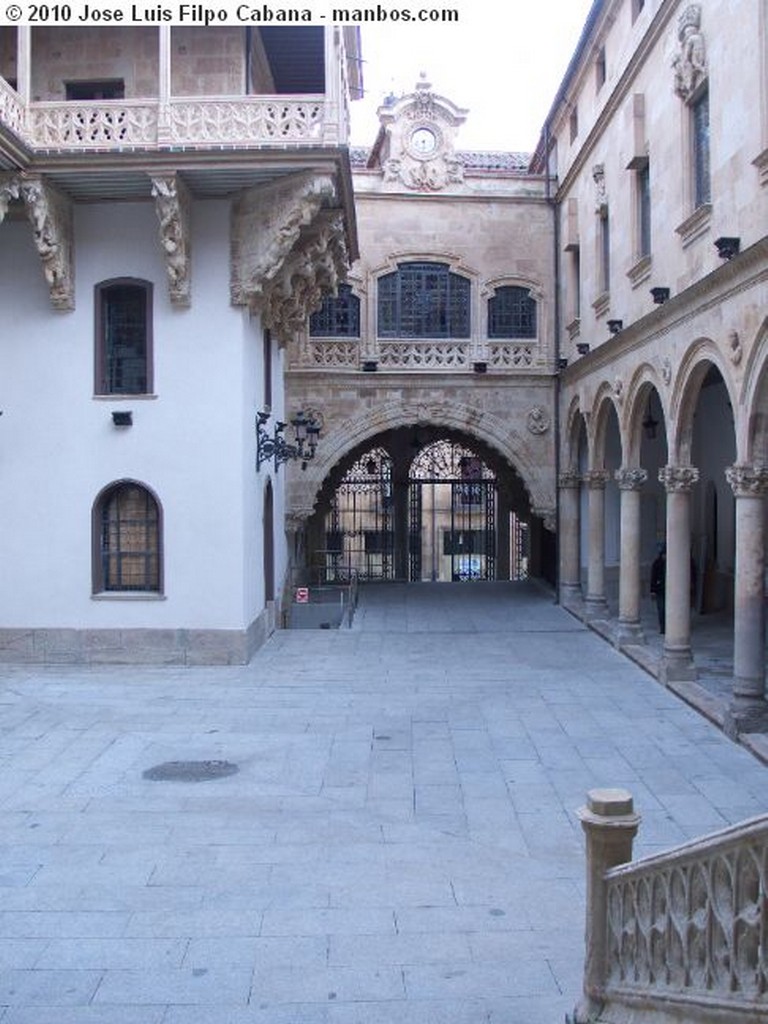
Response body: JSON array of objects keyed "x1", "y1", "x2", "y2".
[
  {"x1": 558, "y1": 470, "x2": 582, "y2": 604},
  {"x1": 583, "y1": 470, "x2": 610, "y2": 619},
  {"x1": 615, "y1": 468, "x2": 647, "y2": 642},
  {"x1": 573, "y1": 789, "x2": 641, "y2": 1024},
  {"x1": 724, "y1": 464, "x2": 768, "y2": 736},
  {"x1": 658, "y1": 465, "x2": 699, "y2": 682}
]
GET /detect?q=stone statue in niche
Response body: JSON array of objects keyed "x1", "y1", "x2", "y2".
[{"x1": 673, "y1": 4, "x2": 707, "y2": 102}]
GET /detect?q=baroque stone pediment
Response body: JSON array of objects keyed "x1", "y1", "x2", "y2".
[{"x1": 231, "y1": 172, "x2": 349, "y2": 344}]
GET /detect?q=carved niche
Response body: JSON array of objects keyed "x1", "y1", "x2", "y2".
[
  {"x1": 377, "y1": 75, "x2": 467, "y2": 192},
  {"x1": 230, "y1": 172, "x2": 349, "y2": 345},
  {"x1": 672, "y1": 4, "x2": 708, "y2": 103},
  {"x1": 151, "y1": 174, "x2": 192, "y2": 308}
]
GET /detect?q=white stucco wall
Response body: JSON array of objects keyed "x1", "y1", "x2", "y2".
[{"x1": 0, "y1": 198, "x2": 282, "y2": 633}]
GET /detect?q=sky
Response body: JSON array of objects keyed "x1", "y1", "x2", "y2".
[{"x1": 349, "y1": 1, "x2": 596, "y2": 154}]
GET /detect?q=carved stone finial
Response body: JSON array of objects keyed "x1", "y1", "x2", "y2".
[
  {"x1": 151, "y1": 174, "x2": 192, "y2": 308},
  {"x1": 673, "y1": 4, "x2": 707, "y2": 103},
  {"x1": 19, "y1": 176, "x2": 74, "y2": 311}
]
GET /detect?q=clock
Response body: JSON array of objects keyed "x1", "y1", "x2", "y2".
[{"x1": 409, "y1": 126, "x2": 438, "y2": 157}]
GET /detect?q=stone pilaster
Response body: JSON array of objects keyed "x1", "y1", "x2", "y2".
[
  {"x1": 558, "y1": 470, "x2": 582, "y2": 603},
  {"x1": 658, "y1": 465, "x2": 699, "y2": 682},
  {"x1": 615, "y1": 468, "x2": 647, "y2": 642},
  {"x1": 583, "y1": 470, "x2": 610, "y2": 619},
  {"x1": 724, "y1": 465, "x2": 768, "y2": 735}
]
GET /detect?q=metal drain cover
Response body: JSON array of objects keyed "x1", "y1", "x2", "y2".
[{"x1": 142, "y1": 760, "x2": 239, "y2": 782}]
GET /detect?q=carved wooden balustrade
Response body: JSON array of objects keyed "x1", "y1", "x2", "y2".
[
  {"x1": 2, "y1": 93, "x2": 334, "y2": 152},
  {"x1": 573, "y1": 788, "x2": 768, "y2": 1024}
]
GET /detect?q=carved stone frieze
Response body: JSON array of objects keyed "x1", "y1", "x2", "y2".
[
  {"x1": 615, "y1": 467, "x2": 648, "y2": 491},
  {"x1": 659, "y1": 464, "x2": 699, "y2": 492},
  {"x1": 19, "y1": 176, "x2": 74, "y2": 311},
  {"x1": 526, "y1": 406, "x2": 550, "y2": 435},
  {"x1": 725, "y1": 464, "x2": 768, "y2": 497},
  {"x1": 151, "y1": 174, "x2": 192, "y2": 308},
  {"x1": 673, "y1": 4, "x2": 708, "y2": 103}
]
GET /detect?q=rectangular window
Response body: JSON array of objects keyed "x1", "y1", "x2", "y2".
[
  {"x1": 637, "y1": 163, "x2": 651, "y2": 257},
  {"x1": 569, "y1": 107, "x2": 579, "y2": 143},
  {"x1": 96, "y1": 281, "x2": 151, "y2": 395},
  {"x1": 65, "y1": 79, "x2": 125, "y2": 100},
  {"x1": 599, "y1": 209, "x2": 611, "y2": 294},
  {"x1": 596, "y1": 48, "x2": 606, "y2": 91},
  {"x1": 692, "y1": 89, "x2": 711, "y2": 207}
]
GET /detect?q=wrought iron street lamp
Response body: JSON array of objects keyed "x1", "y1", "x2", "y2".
[{"x1": 256, "y1": 410, "x2": 321, "y2": 472}]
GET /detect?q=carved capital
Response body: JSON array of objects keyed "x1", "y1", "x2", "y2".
[
  {"x1": 583, "y1": 470, "x2": 610, "y2": 490},
  {"x1": 533, "y1": 506, "x2": 556, "y2": 533},
  {"x1": 725, "y1": 464, "x2": 768, "y2": 497},
  {"x1": 659, "y1": 465, "x2": 699, "y2": 493},
  {"x1": 151, "y1": 173, "x2": 192, "y2": 308},
  {"x1": 615, "y1": 467, "x2": 648, "y2": 491},
  {"x1": 19, "y1": 176, "x2": 74, "y2": 311},
  {"x1": 231, "y1": 171, "x2": 337, "y2": 306},
  {"x1": 0, "y1": 173, "x2": 20, "y2": 224},
  {"x1": 672, "y1": 4, "x2": 708, "y2": 103},
  {"x1": 558, "y1": 470, "x2": 582, "y2": 490},
  {"x1": 285, "y1": 507, "x2": 315, "y2": 531}
]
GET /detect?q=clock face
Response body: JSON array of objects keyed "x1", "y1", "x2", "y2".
[{"x1": 410, "y1": 126, "x2": 437, "y2": 156}]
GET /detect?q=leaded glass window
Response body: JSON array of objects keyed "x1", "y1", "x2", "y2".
[
  {"x1": 692, "y1": 89, "x2": 710, "y2": 208},
  {"x1": 97, "y1": 482, "x2": 160, "y2": 592},
  {"x1": 96, "y1": 280, "x2": 151, "y2": 395},
  {"x1": 377, "y1": 262, "x2": 471, "y2": 338},
  {"x1": 309, "y1": 284, "x2": 361, "y2": 337},
  {"x1": 487, "y1": 286, "x2": 537, "y2": 339}
]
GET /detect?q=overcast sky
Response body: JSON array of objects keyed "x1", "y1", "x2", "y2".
[{"x1": 349, "y1": 1, "x2": 595, "y2": 153}]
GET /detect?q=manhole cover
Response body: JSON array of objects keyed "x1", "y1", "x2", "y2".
[{"x1": 142, "y1": 760, "x2": 239, "y2": 782}]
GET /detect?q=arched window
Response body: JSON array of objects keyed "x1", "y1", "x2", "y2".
[
  {"x1": 94, "y1": 482, "x2": 161, "y2": 593},
  {"x1": 95, "y1": 279, "x2": 152, "y2": 395},
  {"x1": 378, "y1": 262, "x2": 471, "y2": 338},
  {"x1": 309, "y1": 284, "x2": 360, "y2": 337},
  {"x1": 488, "y1": 286, "x2": 537, "y2": 339}
]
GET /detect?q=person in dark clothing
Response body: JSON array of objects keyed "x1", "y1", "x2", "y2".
[{"x1": 650, "y1": 544, "x2": 666, "y2": 633}]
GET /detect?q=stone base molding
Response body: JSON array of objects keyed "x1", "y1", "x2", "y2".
[{"x1": 0, "y1": 613, "x2": 271, "y2": 666}]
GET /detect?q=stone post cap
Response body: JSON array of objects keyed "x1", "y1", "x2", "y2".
[{"x1": 577, "y1": 788, "x2": 641, "y2": 828}]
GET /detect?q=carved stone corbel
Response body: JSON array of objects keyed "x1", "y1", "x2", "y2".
[
  {"x1": 230, "y1": 171, "x2": 338, "y2": 309},
  {"x1": 0, "y1": 173, "x2": 20, "y2": 224},
  {"x1": 19, "y1": 176, "x2": 74, "y2": 311},
  {"x1": 151, "y1": 173, "x2": 192, "y2": 308}
]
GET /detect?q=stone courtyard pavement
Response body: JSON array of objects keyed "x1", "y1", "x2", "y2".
[{"x1": 0, "y1": 582, "x2": 766, "y2": 1024}]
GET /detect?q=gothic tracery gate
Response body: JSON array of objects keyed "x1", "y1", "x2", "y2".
[{"x1": 408, "y1": 440, "x2": 497, "y2": 582}]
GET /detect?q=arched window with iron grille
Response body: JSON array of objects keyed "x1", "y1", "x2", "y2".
[{"x1": 93, "y1": 481, "x2": 162, "y2": 593}]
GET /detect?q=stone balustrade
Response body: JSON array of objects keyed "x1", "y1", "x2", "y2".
[
  {"x1": 571, "y1": 788, "x2": 768, "y2": 1024},
  {"x1": 3, "y1": 94, "x2": 333, "y2": 152},
  {"x1": 294, "y1": 338, "x2": 543, "y2": 373}
]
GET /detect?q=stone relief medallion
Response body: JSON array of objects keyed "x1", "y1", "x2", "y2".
[{"x1": 527, "y1": 406, "x2": 550, "y2": 435}]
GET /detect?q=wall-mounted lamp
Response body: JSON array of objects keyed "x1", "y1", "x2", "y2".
[
  {"x1": 576, "y1": 342, "x2": 590, "y2": 355},
  {"x1": 650, "y1": 287, "x2": 670, "y2": 304},
  {"x1": 714, "y1": 236, "x2": 740, "y2": 260},
  {"x1": 558, "y1": 357, "x2": 569, "y2": 370},
  {"x1": 256, "y1": 410, "x2": 320, "y2": 472},
  {"x1": 642, "y1": 395, "x2": 659, "y2": 440},
  {"x1": 112, "y1": 410, "x2": 133, "y2": 427},
  {"x1": 473, "y1": 361, "x2": 488, "y2": 374},
  {"x1": 607, "y1": 319, "x2": 624, "y2": 335},
  {"x1": 361, "y1": 360, "x2": 378, "y2": 373}
]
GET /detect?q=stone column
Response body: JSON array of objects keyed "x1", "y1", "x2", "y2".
[
  {"x1": 558, "y1": 471, "x2": 582, "y2": 604},
  {"x1": 615, "y1": 468, "x2": 647, "y2": 642},
  {"x1": 724, "y1": 465, "x2": 768, "y2": 735},
  {"x1": 658, "y1": 465, "x2": 699, "y2": 682},
  {"x1": 584, "y1": 470, "x2": 610, "y2": 619},
  {"x1": 573, "y1": 789, "x2": 641, "y2": 1023}
]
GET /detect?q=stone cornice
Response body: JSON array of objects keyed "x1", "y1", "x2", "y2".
[{"x1": 559, "y1": 236, "x2": 768, "y2": 384}]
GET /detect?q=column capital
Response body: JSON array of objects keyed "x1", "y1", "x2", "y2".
[
  {"x1": 614, "y1": 467, "x2": 648, "y2": 491},
  {"x1": 725, "y1": 464, "x2": 768, "y2": 497},
  {"x1": 583, "y1": 469, "x2": 610, "y2": 490},
  {"x1": 558, "y1": 470, "x2": 582, "y2": 490},
  {"x1": 658, "y1": 465, "x2": 699, "y2": 493}
]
